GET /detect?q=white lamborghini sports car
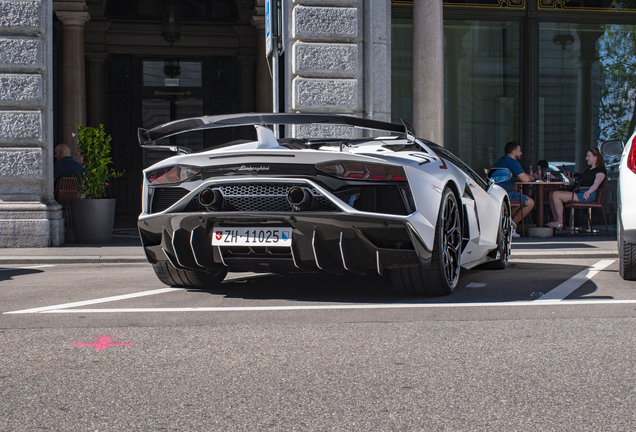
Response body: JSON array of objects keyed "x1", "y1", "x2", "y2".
[{"x1": 137, "y1": 114, "x2": 513, "y2": 296}]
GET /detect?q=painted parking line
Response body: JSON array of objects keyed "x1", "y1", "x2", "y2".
[
  {"x1": 24, "y1": 298, "x2": 636, "y2": 313},
  {"x1": 536, "y1": 259, "x2": 615, "y2": 302},
  {"x1": 2, "y1": 272, "x2": 267, "y2": 315},
  {"x1": 3, "y1": 288, "x2": 181, "y2": 314},
  {"x1": 0, "y1": 264, "x2": 56, "y2": 272},
  {"x1": 465, "y1": 283, "x2": 487, "y2": 288},
  {"x1": 2, "y1": 260, "x2": 621, "y2": 315}
]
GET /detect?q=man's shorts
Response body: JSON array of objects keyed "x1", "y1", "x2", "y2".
[{"x1": 507, "y1": 191, "x2": 529, "y2": 206}]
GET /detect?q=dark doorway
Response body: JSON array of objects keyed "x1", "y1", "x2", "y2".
[{"x1": 107, "y1": 55, "x2": 239, "y2": 224}]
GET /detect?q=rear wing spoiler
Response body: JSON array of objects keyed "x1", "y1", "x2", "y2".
[{"x1": 137, "y1": 113, "x2": 413, "y2": 149}]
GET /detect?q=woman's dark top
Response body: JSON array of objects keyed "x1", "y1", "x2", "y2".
[{"x1": 578, "y1": 166, "x2": 607, "y2": 188}]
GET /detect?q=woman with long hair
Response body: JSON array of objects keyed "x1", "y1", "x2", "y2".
[{"x1": 547, "y1": 148, "x2": 606, "y2": 230}]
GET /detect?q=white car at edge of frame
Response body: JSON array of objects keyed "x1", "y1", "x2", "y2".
[
  {"x1": 137, "y1": 113, "x2": 513, "y2": 296},
  {"x1": 600, "y1": 136, "x2": 636, "y2": 280}
]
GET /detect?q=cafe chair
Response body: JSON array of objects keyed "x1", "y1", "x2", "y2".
[
  {"x1": 54, "y1": 177, "x2": 81, "y2": 228},
  {"x1": 487, "y1": 167, "x2": 524, "y2": 237},
  {"x1": 564, "y1": 178, "x2": 609, "y2": 237}
]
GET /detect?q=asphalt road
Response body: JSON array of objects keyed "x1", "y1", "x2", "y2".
[{"x1": 1, "y1": 259, "x2": 636, "y2": 431}]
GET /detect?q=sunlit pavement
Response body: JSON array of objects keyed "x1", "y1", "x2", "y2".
[{"x1": 1, "y1": 235, "x2": 635, "y2": 430}]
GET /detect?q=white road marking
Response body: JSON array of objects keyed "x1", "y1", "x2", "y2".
[
  {"x1": 1, "y1": 260, "x2": 620, "y2": 315},
  {"x1": 3, "y1": 273, "x2": 265, "y2": 315},
  {"x1": 3, "y1": 288, "x2": 180, "y2": 314},
  {"x1": 0, "y1": 265, "x2": 56, "y2": 272},
  {"x1": 536, "y1": 259, "x2": 615, "y2": 302},
  {"x1": 32, "y1": 298, "x2": 636, "y2": 313},
  {"x1": 223, "y1": 272, "x2": 270, "y2": 281}
]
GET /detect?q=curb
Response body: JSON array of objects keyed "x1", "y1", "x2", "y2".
[
  {"x1": 0, "y1": 256, "x2": 148, "y2": 265},
  {"x1": 510, "y1": 251, "x2": 618, "y2": 260},
  {"x1": 0, "y1": 252, "x2": 619, "y2": 265}
]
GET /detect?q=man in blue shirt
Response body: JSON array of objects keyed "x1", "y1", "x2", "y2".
[
  {"x1": 54, "y1": 143, "x2": 83, "y2": 183},
  {"x1": 493, "y1": 141, "x2": 535, "y2": 237}
]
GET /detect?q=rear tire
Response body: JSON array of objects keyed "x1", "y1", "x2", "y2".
[
  {"x1": 619, "y1": 221, "x2": 636, "y2": 280},
  {"x1": 480, "y1": 200, "x2": 512, "y2": 270},
  {"x1": 152, "y1": 261, "x2": 228, "y2": 290},
  {"x1": 391, "y1": 187, "x2": 461, "y2": 296}
]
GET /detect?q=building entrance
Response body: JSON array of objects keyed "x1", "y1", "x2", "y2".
[
  {"x1": 141, "y1": 60, "x2": 205, "y2": 169},
  {"x1": 107, "y1": 56, "x2": 239, "y2": 223}
]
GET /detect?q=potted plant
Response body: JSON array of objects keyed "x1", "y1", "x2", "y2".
[{"x1": 71, "y1": 124, "x2": 123, "y2": 244}]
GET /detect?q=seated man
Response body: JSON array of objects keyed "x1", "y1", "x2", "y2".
[
  {"x1": 54, "y1": 143, "x2": 83, "y2": 183},
  {"x1": 493, "y1": 141, "x2": 535, "y2": 237}
]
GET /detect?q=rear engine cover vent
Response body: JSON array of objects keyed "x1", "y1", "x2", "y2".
[{"x1": 151, "y1": 187, "x2": 189, "y2": 213}]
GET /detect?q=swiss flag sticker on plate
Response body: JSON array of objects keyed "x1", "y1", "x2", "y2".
[{"x1": 215, "y1": 231, "x2": 223, "y2": 240}]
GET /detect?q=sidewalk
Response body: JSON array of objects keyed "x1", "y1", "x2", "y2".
[
  {"x1": 0, "y1": 228, "x2": 146, "y2": 264},
  {"x1": 510, "y1": 231, "x2": 617, "y2": 259},
  {"x1": 0, "y1": 226, "x2": 618, "y2": 265}
]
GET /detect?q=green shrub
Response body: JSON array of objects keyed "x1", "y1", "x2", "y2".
[{"x1": 75, "y1": 124, "x2": 123, "y2": 199}]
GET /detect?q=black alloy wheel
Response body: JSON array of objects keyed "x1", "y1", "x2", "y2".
[
  {"x1": 480, "y1": 200, "x2": 512, "y2": 270},
  {"x1": 439, "y1": 189, "x2": 462, "y2": 287},
  {"x1": 390, "y1": 186, "x2": 461, "y2": 296}
]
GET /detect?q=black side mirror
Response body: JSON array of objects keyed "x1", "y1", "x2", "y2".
[
  {"x1": 599, "y1": 140, "x2": 624, "y2": 158},
  {"x1": 487, "y1": 167, "x2": 513, "y2": 183},
  {"x1": 486, "y1": 167, "x2": 513, "y2": 193}
]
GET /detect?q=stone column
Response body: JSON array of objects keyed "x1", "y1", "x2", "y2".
[
  {"x1": 251, "y1": 0, "x2": 272, "y2": 113},
  {"x1": 289, "y1": 0, "x2": 362, "y2": 138},
  {"x1": 55, "y1": 10, "x2": 90, "y2": 152},
  {"x1": 86, "y1": 52, "x2": 107, "y2": 127},
  {"x1": 412, "y1": 0, "x2": 444, "y2": 145},
  {"x1": 0, "y1": 0, "x2": 64, "y2": 246}
]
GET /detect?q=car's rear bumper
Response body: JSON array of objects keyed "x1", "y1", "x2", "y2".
[{"x1": 138, "y1": 212, "x2": 432, "y2": 275}]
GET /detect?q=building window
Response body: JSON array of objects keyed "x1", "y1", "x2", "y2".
[
  {"x1": 143, "y1": 60, "x2": 203, "y2": 87},
  {"x1": 538, "y1": 0, "x2": 636, "y2": 11},
  {"x1": 391, "y1": 18, "x2": 520, "y2": 175},
  {"x1": 539, "y1": 23, "x2": 636, "y2": 176},
  {"x1": 445, "y1": 20, "x2": 520, "y2": 176}
]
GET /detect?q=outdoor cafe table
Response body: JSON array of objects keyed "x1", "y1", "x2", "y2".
[{"x1": 514, "y1": 181, "x2": 568, "y2": 228}]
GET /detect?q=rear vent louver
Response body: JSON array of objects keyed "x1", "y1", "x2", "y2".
[{"x1": 150, "y1": 187, "x2": 189, "y2": 214}]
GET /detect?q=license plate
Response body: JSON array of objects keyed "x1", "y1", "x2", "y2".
[{"x1": 212, "y1": 227, "x2": 292, "y2": 247}]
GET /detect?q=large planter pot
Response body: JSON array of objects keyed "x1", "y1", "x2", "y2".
[{"x1": 71, "y1": 198, "x2": 116, "y2": 244}]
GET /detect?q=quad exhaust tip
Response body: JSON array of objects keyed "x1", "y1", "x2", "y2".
[
  {"x1": 287, "y1": 187, "x2": 313, "y2": 210},
  {"x1": 199, "y1": 188, "x2": 223, "y2": 210}
]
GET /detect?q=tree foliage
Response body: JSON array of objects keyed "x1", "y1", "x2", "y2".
[
  {"x1": 599, "y1": 24, "x2": 636, "y2": 142},
  {"x1": 76, "y1": 124, "x2": 123, "y2": 199}
]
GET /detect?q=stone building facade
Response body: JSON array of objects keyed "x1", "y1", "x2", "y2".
[
  {"x1": 0, "y1": 0, "x2": 63, "y2": 247},
  {"x1": 0, "y1": 0, "x2": 445, "y2": 247},
  {"x1": 285, "y1": 0, "x2": 392, "y2": 138}
]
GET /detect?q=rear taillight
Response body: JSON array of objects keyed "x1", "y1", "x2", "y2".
[
  {"x1": 628, "y1": 136, "x2": 636, "y2": 174},
  {"x1": 316, "y1": 161, "x2": 407, "y2": 181},
  {"x1": 146, "y1": 166, "x2": 200, "y2": 185}
]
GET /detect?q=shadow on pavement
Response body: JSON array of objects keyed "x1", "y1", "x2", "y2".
[
  {"x1": 0, "y1": 267, "x2": 45, "y2": 282},
  {"x1": 184, "y1": 261, "x2": 600, "y2": 304}
]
